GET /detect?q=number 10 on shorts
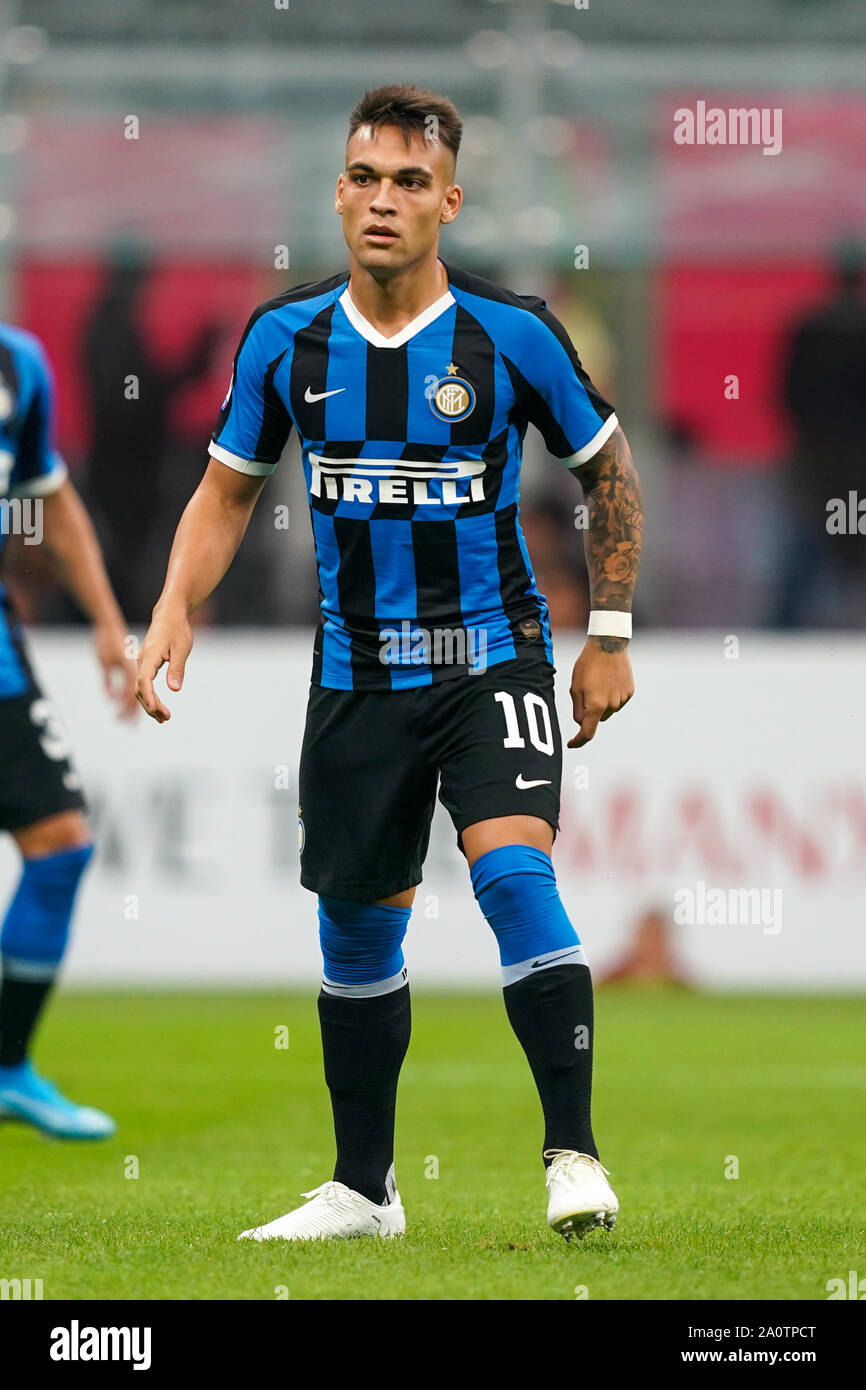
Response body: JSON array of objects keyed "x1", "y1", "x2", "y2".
[{"x1": 494, "y1": 690, "x2": 555, "y2": 755}]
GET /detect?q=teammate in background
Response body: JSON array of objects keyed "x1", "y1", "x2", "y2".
[
  {"x1": 136, "y1": 85, "x2": 643, "y2": 1240},
  {"x1": 83, "y1": 248, "x2": 220, "y2": 624},
  {"x1": 0, "y1": 322, "x2": 137, "y2": 1139}
]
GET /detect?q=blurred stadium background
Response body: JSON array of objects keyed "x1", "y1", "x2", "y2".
[{"x1": 1, "y1": 0, "x2": 865, "y2": 990}]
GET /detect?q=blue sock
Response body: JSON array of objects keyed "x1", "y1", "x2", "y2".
[{"x1": 0, "y1": 845, "x2": 94, "y2": 1067}]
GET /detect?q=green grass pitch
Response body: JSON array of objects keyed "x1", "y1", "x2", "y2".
[{"x1": 1, "y1": 990, "x2": 863, "y2": 1300}]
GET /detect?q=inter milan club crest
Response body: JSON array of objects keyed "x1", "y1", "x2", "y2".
[{"x1": 429, "y1": 362, "x2": 476, "y2": 423}]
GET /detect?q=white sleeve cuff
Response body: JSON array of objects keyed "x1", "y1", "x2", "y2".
[
  {"x1": 10, "y1": 458, "x2": 68, "y2": 497},
  {"x1": 209, "y1": 442, "x2": 276, "y2": 477},
  {"x1": 561, "y1": 413, "x2": 619, "y2": 467}
]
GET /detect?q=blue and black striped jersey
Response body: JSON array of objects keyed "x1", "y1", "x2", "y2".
[
  {"x1": 211, "y1": 261, "x2": 617, "y2": 690},
  {"x1": 0, "y1": 323, "x2": 68, "y2": 699}
]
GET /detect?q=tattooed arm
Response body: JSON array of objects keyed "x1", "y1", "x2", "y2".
[{"x1": 565, "y1": 424, "x2": 643, "y2": 748}]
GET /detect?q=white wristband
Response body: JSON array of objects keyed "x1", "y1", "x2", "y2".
[{"x1": 587, "y1": 610, "x2": 632, "y2": 639}]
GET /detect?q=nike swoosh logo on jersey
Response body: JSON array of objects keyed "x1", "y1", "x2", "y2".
[
  {"x1": 515, "y1": 775, "x2": 552, "y2": 790},
  {"x1": 304, "y1": 386, "x2": 346, "y2": 402},
  {"x1": 531, "y1": 949, "x2": 580, "y2": 968}
]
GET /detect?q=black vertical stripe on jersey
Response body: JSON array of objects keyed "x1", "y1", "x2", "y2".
[
  {"x1": 0, "y1": 343, "x2": 19, "y2": 401},
  {"x1": 457, "y1": 426, "x2": 511, "y2": 519},
  {"x1": 212, "y1": 272, "x2": 349, "y2": 448},
  {"x1": 310, "y1": 618, "x2": 324, "y2": 686},
  {"x1": 332, "y1": 516, "x2": 384, "y2": 687},
  {"x1": 444, "y1": 257, "x2": 612, "y2": 422},
  {"x1": 500, "y1": 353, "x2": 574, "y2": 459},
  {"x1": 448, "y1": 305, "x2": 495, "y2": 447},
  {"x1": 365, "y1": 343, "x2": 408, "y2": 442},
  {"x1": 0, "y1": 591, "x2": 37, "y2": 694},
  {"x1": 309, "y1": 498, "x2": 328, "y2": 686},
  {"x1": 289, "y1": 302, "x2": 337, "y2": 441},
  {"x1": 495, "y1": 503, "x2": 541, "y2": 636},
  {"x1": 16, "y1": 392, "x2": 47, "y2": 484},
  {"x1": 255, "y1": 349, "x2": 292, "y2": 463},
  {"x1": 528, "y1": 304, "x2": 615, "y2": 423},
  {"x1": 212, "y1": 302, "x2": 273, "y2": 447},
  {"x1": 308, "y1": 439, "x2": 367, "y2": 518},
  {"x1": 411, "y1": 518, "x2": 466, "y2": 684},
  {"x1": 373, "y1": 440, "x2": 449, "y2": 522}
]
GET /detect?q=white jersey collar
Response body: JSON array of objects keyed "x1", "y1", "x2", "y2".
[{"x1": 338, "y1": 283, "x2": 455, "y2": 349}]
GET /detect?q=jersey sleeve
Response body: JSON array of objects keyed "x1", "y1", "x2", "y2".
[
  {"x1": 9, "y1": 337, "x2": 68, "y2": 497},
  {"x1": 516, "y1": 304, "x2": 619, "y2": 466},
  {"x1": 209, "y1": 312, "x2": 294, "y2": 476}
]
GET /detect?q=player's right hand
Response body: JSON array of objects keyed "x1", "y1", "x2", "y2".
[{"x1": 135, "y1": 609, "x2": 193, "y2": 724}]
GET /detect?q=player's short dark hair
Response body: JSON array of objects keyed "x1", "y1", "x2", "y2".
[{"x1": 347, "y1": 84, "x2": 462, "y2": 163}]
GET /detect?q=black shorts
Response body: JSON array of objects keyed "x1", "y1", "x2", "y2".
[
  {"x1": 298, "y1": 642, "x2": 562, "y2": 902},
  {"x1": 0, "y1": 687, "x2": 86, "y2": 833}
]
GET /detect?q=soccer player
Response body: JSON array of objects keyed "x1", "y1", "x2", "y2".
[
  {"x1": 0, "y1": 321, "x2": 137, "y2": 1138},
  {"x1": 136, "y1": 85, "x2": 643, "y2": 1240}
]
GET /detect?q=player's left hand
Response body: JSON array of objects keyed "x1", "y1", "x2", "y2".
[
  {"x1": 568, "y1": 637, "x2": 634, "y2": 748},
  {"x1": 94, "y1": 620, "x2": 138, "y2": 721}
]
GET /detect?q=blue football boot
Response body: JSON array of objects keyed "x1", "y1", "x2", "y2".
[{"x1": 0, "y1": 1059, "x2": 115, "y2": 1139}]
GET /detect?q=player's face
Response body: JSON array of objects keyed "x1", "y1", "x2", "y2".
[{"x1": 336, "y1": 124, "x2": 461, "y2": 275}]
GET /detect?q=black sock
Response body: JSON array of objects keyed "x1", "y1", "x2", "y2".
[
  {"x1": 503, "y1": 963, "x2": 598, "y2": 1163},
  {"x1": 0, "y1": 974, "x2": 55, "y2": 1067},
  {"x1": 317, "y1": 982, "x2": 411, "y2": 1205}
]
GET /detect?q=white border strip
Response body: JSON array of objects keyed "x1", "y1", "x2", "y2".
[
  {"x1": 1, "y1": 954, "x2": 59, "y2": 982},
  {"x1": 562, "y1": 412, "x2": 619, "y2": 467},
  {"x1": 209, "y1": 443, "x2": 276, "y2": 477},
  {"x1": 10, "y1": 459, "x2": 68, "y2": 498},
  {"x1": 338, "y1": 287, "x2": 454, "y2": 349},
  {"x1": 321, "y1": 967, "x2": 408, "y2": 998},
  {"x1": 501, "y1": 943, "x2": 587, "y2": 987}
]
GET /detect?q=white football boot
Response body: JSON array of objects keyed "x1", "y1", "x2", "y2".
[
  {"x1": 238, "y1": 1172, "x2": 405, "y2": 1243},
  {"x1": 544, "y1": 1149, "x2": 618, "y2": 1241}
]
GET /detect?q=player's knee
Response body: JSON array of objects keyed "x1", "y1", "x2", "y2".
[
  {"x1": 14, "y1": 810, "x2": 91, "y2": 858},
  {"x1": 1, "y1": 843, "x2": 94, "y2": 976},
  {"x1": 470, "y1": 844, "x2": 586, "y2": 982},
  {"x1": 317, "y1": 895, "x2": 410, "y2": 996}
]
